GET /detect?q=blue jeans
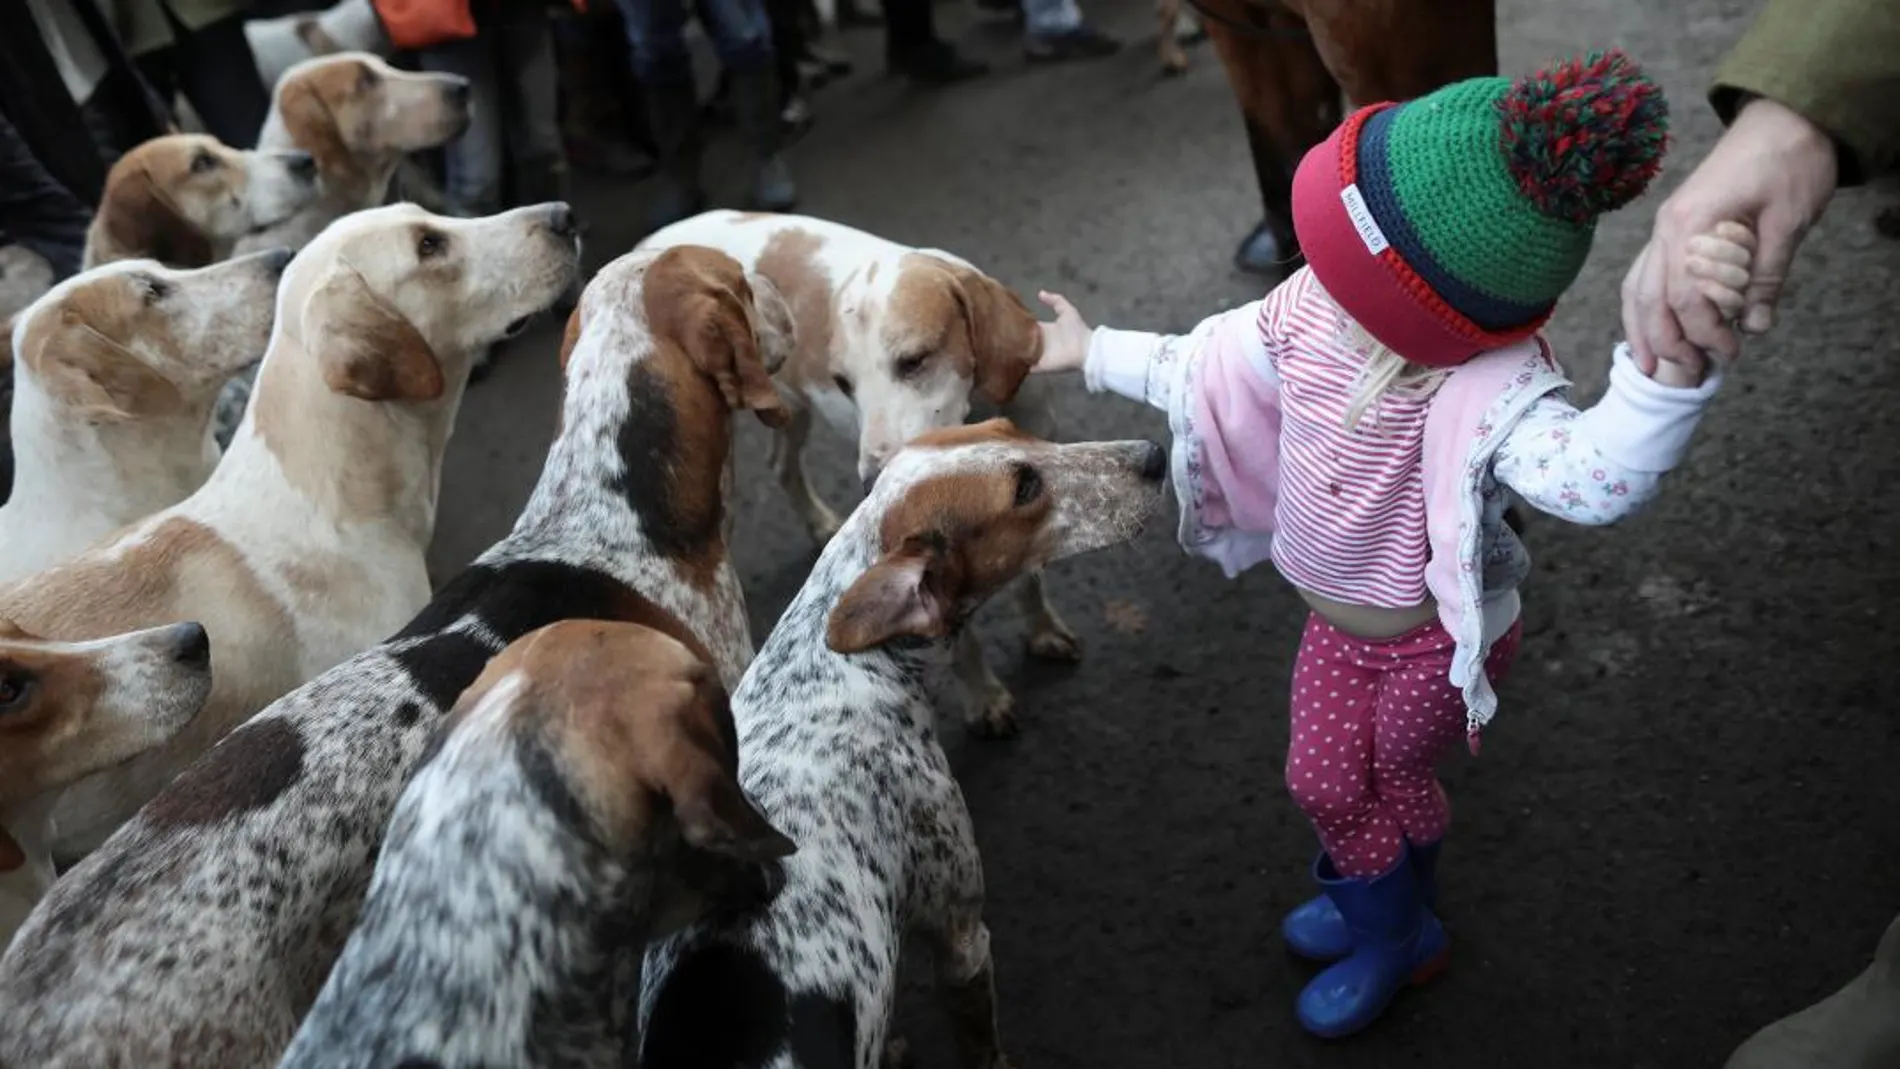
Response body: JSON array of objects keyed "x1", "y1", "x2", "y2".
[
  {"x1": 1024, "y1": 0, "x2": 1083, "y2": 35},
  {"x1": 615, "y1": 0, "x2": 774, "y2": 86}
]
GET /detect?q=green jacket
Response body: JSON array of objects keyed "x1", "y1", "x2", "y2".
[
  {"x1": 93, "y1": 0, "x2": 254, "y2": 57},
  {"x1": 1712, "y1": 0, "x2": 1900, "y2": 184}
]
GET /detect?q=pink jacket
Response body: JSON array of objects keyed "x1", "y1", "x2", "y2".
[{"x1": 1084, "y1": 269, "x2": 1724, "y2": 732}]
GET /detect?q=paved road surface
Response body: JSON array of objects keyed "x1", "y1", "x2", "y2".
[{"x1": 428, "y1": 1, "x2": 1900, "y2": 1064}]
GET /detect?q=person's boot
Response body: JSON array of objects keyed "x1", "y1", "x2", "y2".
[
  {"x1": 728, "y1": 66, "x2": 797, "y2": 212},
  {"x1": 641, "y1": 81, "x2": 707, "y2": 233},
  {"x1": 1294, "y1": 854, "x2": 1450, "y2": 1039},
  {"x1": 1283, "y1": 840, "x2": 1440, "y2": 963}
]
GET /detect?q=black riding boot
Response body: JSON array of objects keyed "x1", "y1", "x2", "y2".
[
  {"x1": 728, "y1": 65, "x2": 797, "y2": 211},
  {"x1": 642, "y1": 80, "x2": 706, "y2": 232}
]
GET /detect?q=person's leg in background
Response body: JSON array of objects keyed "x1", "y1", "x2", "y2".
[
  {"x1": 1020, "y1": 0, "x2": 1119, "y2": 62},
  {"x1": 762, "y1": 0, "x2": 814, "y2": 138},
  {"x1": 554, "y1": 3, "x2": 653, "y2": 178},
  {"x1": 420, "y1": 29, "x2": 505, "y2": 215},
  {"x1": 697, "y1": 0, "x2": 796, "y2": 212},
  {"x1": 882, "y1": 0, "x2": 987, "y2": 83},
  {"x1": 0, "y1": 108, "x2": 92, "y2": 506},
  {"x1": 0, "y1": 108, "x2": 93, "y2": 282},
  {"x1": 616, "y1": 0, "x2": 705, "y2": 230},
  {"x1": 156, "y1": 11, "x2": 271, "y2": 147},
  {"x1": 493, "y1": 0, "x2": 569, "y2": 208}
]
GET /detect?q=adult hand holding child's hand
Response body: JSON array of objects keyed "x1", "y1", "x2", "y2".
[
  {"x1": 1034, "y1": 291, "x2": 1092, "y2": 374},
  {"x1": 1620, "y1": 96, "x2": 1837, "y2": 372}
]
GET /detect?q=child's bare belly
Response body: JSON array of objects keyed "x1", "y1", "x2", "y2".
[{"x1": 1298, "y1": 588, "x2": 1439, "y2": 639}]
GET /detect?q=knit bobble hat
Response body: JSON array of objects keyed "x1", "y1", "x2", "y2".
[{"x1": 1291, "y1": 50, "x2": 1668, "y2": 368}]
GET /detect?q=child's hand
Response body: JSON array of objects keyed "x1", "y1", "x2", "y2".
[
  {"x1": 1685, "y1": 221, "x2": 1757, "y2": 328},
  {"x1": 1034, "y1": 291, "x2": 1092, "y2": 374},
  {"x1": 1648, "y1": 221, "x2": 1756, "y2": 388}
]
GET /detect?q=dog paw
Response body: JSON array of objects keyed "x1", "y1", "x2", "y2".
[
  {"x1": 967, "y1": 687, "x2": 1020, "y2": 739},
  {"x1": 1025, "y1": 625, "x2": 1083, "y2": 663}
]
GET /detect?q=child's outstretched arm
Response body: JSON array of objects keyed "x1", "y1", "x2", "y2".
[
  {"x1": 1492, "y1": 222, "x2": 1749, "y2": 524},
  {"x1": 1032, "y1": 290, "x2": 1264, "y2": 416},
  {"x1": 1492, "y1": 340, "x2": 1725, "y2": 526}
]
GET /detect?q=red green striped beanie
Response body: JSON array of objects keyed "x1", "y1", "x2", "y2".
[{"x1": 1291, "y1": 50, "x2": 1668, "y2": 369}]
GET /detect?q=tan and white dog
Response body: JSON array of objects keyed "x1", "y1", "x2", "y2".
[
  {"x1": 83, "y1": 134, "x2": 320, "y2": 269},
  {"x1": 4, "y1": 202, "x2": 579, "y2": 862},
  {"x1": 236, "y1": 53, "x2": 471, "y2": 256},
  {"x1": 0, "y1": 250, "x2": 291, "y2": 584},
  {"x1": 639, "y1": 210, "x2": 1072, "y2": 737},
  {"x1": 0, "y1": 619, "x2": 212, "y2": 946}
]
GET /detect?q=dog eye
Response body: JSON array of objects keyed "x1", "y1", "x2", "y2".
[
  {"x1": 416, "y1": 231, "x2": 448, "y2": 259},
  {"x1": 1012, "y1": 463, "x2": 1042, "y2": 507},
  {"x1": 832, "y1": 374, "x2": 853, "y2": 398},
  {"x1": 189, "y1": 151, "x2": 218, "y2": 174},
  {"x1": 893, "y1": 352, "x2": 929, "y2": 379},
  {"x1": 0, "y1": 673, "x2": 33, "y2": 713},
  {"x1": 139, "y1": 276, "x2": 172, "y2": 304},
  {"x1": 356, "y1": 65, "x2": 382, "y2": 91}
]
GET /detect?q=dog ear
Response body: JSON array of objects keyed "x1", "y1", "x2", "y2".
[
  {"x1": 825, "y1": 539, "x2": 958, "y2": 652},
  {"x1": 682, "y1": 284, "x2": 790, "y2": 429},
  {"x1": 278, "y1": 76, "x2": 353, "y2": 179},
  {"x1": 97, "y1": 165, "x2": 214, "y2": 268},
  {"x1": 951, "y1": 267, "x2": 1042, "y2": 405},
  {"x1": 744, "y1": 270, "x2": 797, "y2": 378},
  {"x1": 301, "y1": 264, "x2": 443, "y2": 402},
  {"x1": 25, "y1": 312, "x2": 183, "y2": 421},
  {"x1": 667, "y1": 696, "x2": 797, "y2": 864}
]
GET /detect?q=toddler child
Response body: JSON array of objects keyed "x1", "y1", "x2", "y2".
[{"x1": 1033, "y1": 51, "x2": 1757, "y2": 1038}]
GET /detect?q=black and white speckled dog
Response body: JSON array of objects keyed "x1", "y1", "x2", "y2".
[
  {"x1": 277, "y1": 619, "x2": 796, "y2": 1069},
  {"x1": 0, "y1": 244, "x2": 794, "y2": 1068},
  {"x1": 638, "y1": 419, "x2": 1167, "y2": 1069}
]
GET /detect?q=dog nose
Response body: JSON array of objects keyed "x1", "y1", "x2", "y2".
[
  {"x1": 259, "y1": 246, "x2": 294, "y2": 276},
  {"x1": 167, "y1": 622, "x2": 211, "y2": 668},
  {"x1": 444, "y1": 77, "x2": 472, "y2": 106},
  {"x1": 284, "y1": 151, "x2": 317, "y2": 179},
  {"x1": 1136, "y1": 441, "x2": 1167, "y2": 481},
  {"x1": 546, "y1": 203, "x2": 579, "y2": 239}
]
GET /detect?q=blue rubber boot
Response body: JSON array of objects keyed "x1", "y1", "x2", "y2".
[
  {"x1": 1293, "y1": 854, "x2": 1450, "y2": 1039},
  {"x1": 1283, "y1": 841, "x2": 1440, "y2": 962}
]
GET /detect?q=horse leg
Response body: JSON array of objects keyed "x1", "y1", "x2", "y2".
[
  {"x1": 1294, "y1": 0, "x2": 1497, "y2": 105},
  {"x1": 1199, "y1": 0, "x2": 1341, "y2": 278}
]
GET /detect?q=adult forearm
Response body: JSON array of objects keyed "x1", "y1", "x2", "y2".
[{"x1": 1711, "y1": 0, "x2": 1900, "y2": 184}]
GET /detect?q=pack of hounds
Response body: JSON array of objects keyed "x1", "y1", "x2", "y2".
[{"x1": 0, "y1": 29, "x2": 1173, "y2": 1065}]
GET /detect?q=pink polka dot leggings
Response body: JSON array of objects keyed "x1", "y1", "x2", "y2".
[{"x1": 1285, "y1": 612, "x2": 1522, "y2": 879}]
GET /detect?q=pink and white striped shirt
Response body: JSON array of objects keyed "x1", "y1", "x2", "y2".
[
  {"x1": 1079, "y1": 264, "x2": 1727, "y2": 728},
  {"x1": 1261, "y1": 273, "x2": 1434, "y2": 607}
]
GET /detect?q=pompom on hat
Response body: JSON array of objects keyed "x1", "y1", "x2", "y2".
[{"x1": 1291, "y1": 49, "x2": 1668, "y2": 369}]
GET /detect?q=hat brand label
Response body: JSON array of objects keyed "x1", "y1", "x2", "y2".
[{"x1": 1340, "y1": 184, "x2": 1389, "y2": 255}]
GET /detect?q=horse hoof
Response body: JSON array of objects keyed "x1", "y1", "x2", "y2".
[{"x1": 1234, "y1": 220, "x2": 1290, "y2": 276}]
